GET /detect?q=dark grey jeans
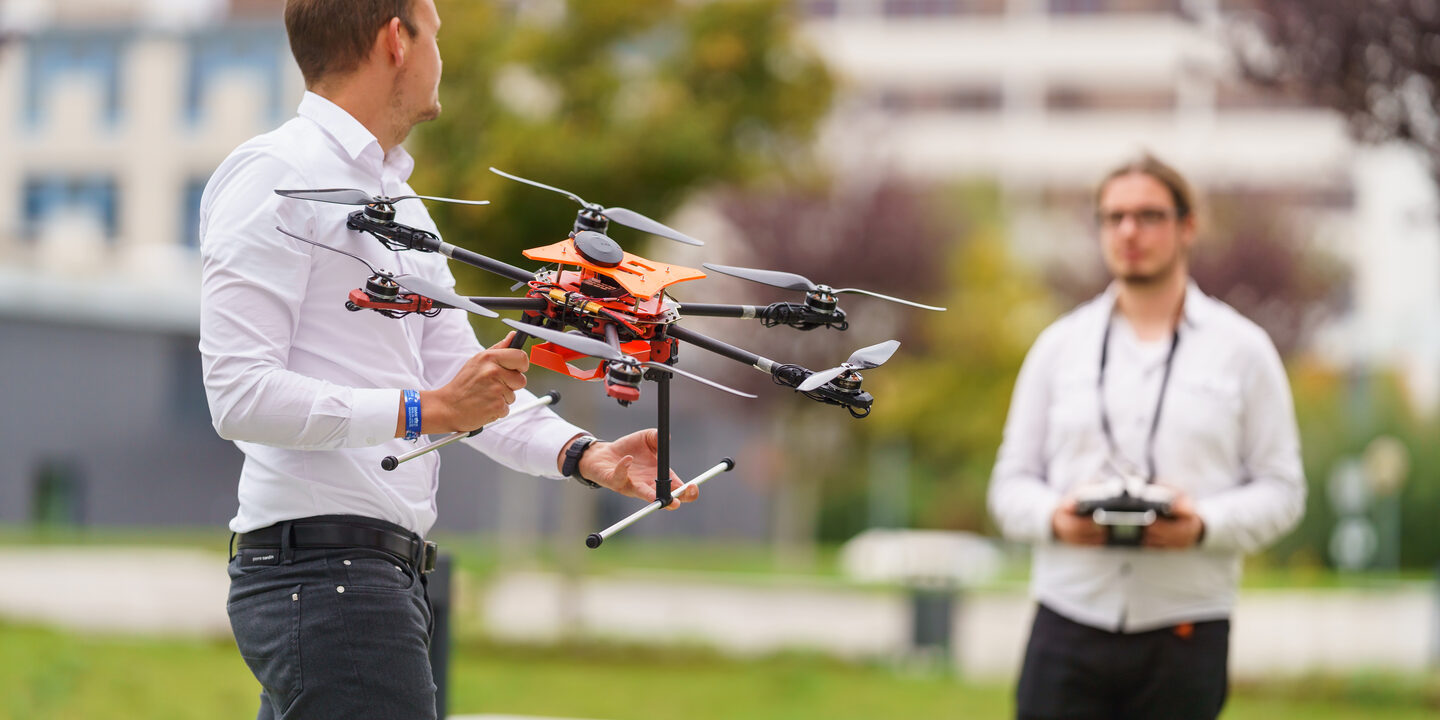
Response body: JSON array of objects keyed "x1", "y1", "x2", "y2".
[{"x1": 227, "y1": 545, "x2": 436, "y2": 719}]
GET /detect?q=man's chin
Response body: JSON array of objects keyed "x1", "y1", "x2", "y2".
[{"x1": 1118, "y1": 269, "x2": 1166, "y2": 286}]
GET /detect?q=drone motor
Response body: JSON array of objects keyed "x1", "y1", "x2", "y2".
[
  {"x1": 604, "y1": 362, "x2": 644, "y2": 405},
  {"x1": 573, "y1": 208, "x2": 609, "y2": 236},
  {"x1": 804, "y1": 286, "x2": 840, "y2": 316},
  {"x1": 362, "y1": 202, "x2": 396, "y2": 224},
  {"x1": 830, "y1": 370, "x2": 862, "y2": 393},
  {"x1": 364, "y1": 273, "x2": 401, "y2": 302}
]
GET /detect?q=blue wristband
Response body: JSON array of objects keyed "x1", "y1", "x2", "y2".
[{"x1": 403, "y1": 389, "x2": 422, "y2": 441}]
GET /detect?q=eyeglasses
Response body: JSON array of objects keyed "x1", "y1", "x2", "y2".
[{"x1": 1097, "y1": 207, "x2": 1177, "y2": 230}]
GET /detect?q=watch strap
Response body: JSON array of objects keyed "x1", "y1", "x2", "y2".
[{"x1": 562, "y1": 435, "x2": 600, "y2": 488}]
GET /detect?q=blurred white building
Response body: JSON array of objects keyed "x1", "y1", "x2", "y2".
[
  {"x1": 797, "y1": 0, "x2": 1440, "y2": 413},
  {"x1": 0, "y1": 0, "x2": 302, "y2": 332}
]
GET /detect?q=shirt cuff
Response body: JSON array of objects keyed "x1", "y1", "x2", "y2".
[
  {"x1": 524, "y1": 421, "x2": 587, "y2": 479},
  {"x1": 345, "y1": 388, "x2": 403, "y2": 447},
  {"x1": 1032, "y1": 494, "x2": 1063, "y2": 545},
  {"x1": 1193, "y1": 499, "x2": 1228, "y2": 550}
]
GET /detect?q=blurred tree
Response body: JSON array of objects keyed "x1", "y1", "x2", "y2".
[
  {"x1": 1271, "y1": 362, "x2": 1440, "y2": 570},
  {"x1": 707, "y1": 176, "x2": 954, "y2": 559},
  {"x1": 410, "y1": 0, "x2": 834, "y2": 293},
  {"x1": 1241, "y1": 0, "x2": 1440, "y2": 183},
  {"x1": 864, "y1": 185, "x2": 1058, "y2": 532}
]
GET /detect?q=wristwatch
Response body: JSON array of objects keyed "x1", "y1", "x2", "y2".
[{"x1": 562, "y1": 435, "x2": 601, "y2": 488}]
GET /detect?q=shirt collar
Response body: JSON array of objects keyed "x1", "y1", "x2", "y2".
[
  {"x1": 296, "y1": 91, "x2": 415, "y2": 183},
  {"x1": 1098, "y1": 278, "x2": 1211, "y2": 330}
]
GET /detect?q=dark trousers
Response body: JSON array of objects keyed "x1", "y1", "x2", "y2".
[
  {"x1": 1016, "y1": 604, "x2": 1229, "y2": 720},
  {"x1": 227, "y1": 545, "x2": 436, "y2": 719}
]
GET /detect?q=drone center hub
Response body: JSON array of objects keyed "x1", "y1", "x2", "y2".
[{"x1": 573, "y1": 231, "x2": 624, "y2": 268}]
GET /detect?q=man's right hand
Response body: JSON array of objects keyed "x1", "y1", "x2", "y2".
[
  {"x1": 1052, "y1": 497, "x2": 1107, "y2": 546},
  {"x1": 415, "y1": 332, "x2": 529, "y2": 435}
]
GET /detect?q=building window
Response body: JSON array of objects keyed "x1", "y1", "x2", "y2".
[
  {"x1": 22, "y1": 176, "x2": 120, "y2": 242},
  {"x1": 800, "y1": 0, "x2": 841, "y2": 16},
  {"x1": 1049, "y1": 0, "x2": 1183, "y2": 13},
  {"x1": 181, "y1": 178, "x2": 208, "y2": 249},
  {"x1": 879, "y1": 85, "x2": 1004, "y2": 112},
  {"x1": 185, "y1": 26, "x2": 287, "y2": 126},
  {"x1": 24, "y1": 31, "x2": 126, "y2": 130},
  {"x1": 882, "y1": 0, "x2": 1004, "y2": 15},
  {"x1": 1046, "y1": 86, "x2": 1176, "y2": 112}
]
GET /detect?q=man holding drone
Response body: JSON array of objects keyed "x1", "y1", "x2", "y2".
[
  {"x1": 988, "y1": 154, "x2": 1305, "y2": 720},
  {"x1": 199, "y1": 1, "x2": 695, "y2": 718}
]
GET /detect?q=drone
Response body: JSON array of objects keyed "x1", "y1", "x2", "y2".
[{"x1": 274, "y1": 168, "x2": 945, "y2": 547}]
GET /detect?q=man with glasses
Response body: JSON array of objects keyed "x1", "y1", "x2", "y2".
[{"x1": 988, "y1": 154, "x2": 1305, "y2": 719}]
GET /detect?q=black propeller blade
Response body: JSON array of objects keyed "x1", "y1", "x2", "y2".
[
  {"x1": 702, "y1": 263, "x2": 946, "y2": 311},
  {"x1": 500, "y1": 320, "x2": 754, "y2": 398},
  {"x1": 797, "y1": 340, "x2": 901, "y2": 392},
  {"x1": 489, "y1": 167, "x2": 703, "y2": 247},
  {"x1": 274, "y1": 226, "x2": 497, "y2": 318},
  {"x1": 275, "y1": 188, "x2": 490, "y2": 207}
]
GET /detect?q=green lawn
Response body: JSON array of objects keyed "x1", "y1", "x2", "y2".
[{"x1": 3, "y1": 623, "x2": 1435, "y2": 720}]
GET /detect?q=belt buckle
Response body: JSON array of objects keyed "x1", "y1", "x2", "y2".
[{"x1": 420, "y1": 540, "x2": 437, "y2": 574}]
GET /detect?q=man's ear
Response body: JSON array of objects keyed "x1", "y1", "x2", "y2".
[
  {"x1": 1179, "y1": 213, "x2": 1199, "y2": 252},
  {"x1": 376, "y1": 16, "x2": 407, "y2": 67}
]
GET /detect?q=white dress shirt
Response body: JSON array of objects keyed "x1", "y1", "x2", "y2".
[
  {"x1": 200, "y1": 92, "x2": 585, "y2": 536},
  {"x1": 988, "y1": 281, "x2": 1305, "y2": 632}
]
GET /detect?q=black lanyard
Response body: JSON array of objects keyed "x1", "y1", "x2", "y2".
[{"x1": 1098, "y1": 316, "x2": 1181, "y2": 483}]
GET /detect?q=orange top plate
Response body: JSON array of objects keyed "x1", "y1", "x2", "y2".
[{"x1": 522, "y1": 239, "x2": 706, "y2": 299}]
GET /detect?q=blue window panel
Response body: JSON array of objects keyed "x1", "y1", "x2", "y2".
[
  {"x1": 22, "y1": 176, "x2": 120, "y2": 241},
  {"x1": 24, "y1": 31, "x2": 126, "y2": 130},
  {"x1": 181, "y1": 178, "x2": 208, "y2": 249},
  {"x1": 185, "y1": 26, "x2": 288, "y2": 127}
]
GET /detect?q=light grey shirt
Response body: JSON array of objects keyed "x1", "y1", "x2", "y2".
[
  {"x1": 200, "y1": 92, "x2": 584, "y2": 536},
  {"x1": 988, "y1": 281, "x2": 1305, "y2": 632}
]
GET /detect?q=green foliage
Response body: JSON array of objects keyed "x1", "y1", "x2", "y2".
[
  {"x1": 862, "y1": 185, "x2": 1059, "y2": 532},
  {"x1": 1270, "y1": 363, "x2": 1440, "y2": 570},
  {"x1": 410, "y1": 0, "x2": 833, "y2": 293}
]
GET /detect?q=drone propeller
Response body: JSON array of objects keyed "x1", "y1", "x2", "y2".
[
  {"x1": 488, "y1": 167, "x2": 703, "y2": 247},
  {"x1": 275, "y1": 188, "x2": 491, "y2": 207},
  {"x1": 500, "y1": 319, "x2": 754, "y2": 398},
  {"x1": 274, "y1": 226, "x2": 498, "y2": 318},
  {"x1": 702, "y1": 263, "x2": 946, "y2": 312},
  {"x1": 796, "y1": 340, "x2": 901, "y2": 392}
]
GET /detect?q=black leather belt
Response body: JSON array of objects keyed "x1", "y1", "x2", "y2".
[{"x1": 236, "y1": 515, "x2": 437, "y2": 574}]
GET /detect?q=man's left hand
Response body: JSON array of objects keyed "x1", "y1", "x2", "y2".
[
  {"x1": 577, "y1": 429, "x2": 698, "y2": 509},
  {"x1": 1142, "y1": 491, "x2": 1205, "y2": 549}
]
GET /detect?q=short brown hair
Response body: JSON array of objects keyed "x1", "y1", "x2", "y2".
[
  {"x1": 284, "y1": 0, "x2": 417, "y2": 87},
  {"x1": 1096, "y1": 153, "x2": 1196, "y2": 220}
]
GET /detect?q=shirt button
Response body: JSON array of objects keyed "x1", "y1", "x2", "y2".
[
  {"x1": 337, "y1": 586, "x2": 346, "y2": 593},
  {"x1": 343, "y1": 560, "x2": 352, "y2": 566}
]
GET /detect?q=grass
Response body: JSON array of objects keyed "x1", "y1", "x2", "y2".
[{"x1": 2, "y1": 622, "x2": 1436, "y2": 720}]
